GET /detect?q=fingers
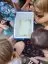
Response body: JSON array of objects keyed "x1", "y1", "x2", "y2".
[
  {"x1": 29, "y1": 57, "x2": 39, "y2": 64},
  {"x1": 28, "y1": 57, "x2": 48, "y2": 64},
  {"x1": 1, "y1": 20, "x2": 6, "y2": 24},
  {"x1": 0, "y1": 24, "x2": 8, "y2": 30},
  {"x1": 34, "y1": 57, "x2": 48, "y2": 62}
]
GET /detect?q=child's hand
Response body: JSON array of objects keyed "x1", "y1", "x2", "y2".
[
  {"x1": 44, "y1": 26, "x2": 48, "y2": 30},
  {"x1": 35, "y1": 14, "x2": 48, "y2": 24},
  {"x1": 0, "y1": 24, "x2": 8, "y2": 30},
  {"x1": 21, "y1": 5, "x2": 30, "y2": 11},
  {"x1": 29, "y1": 57, "x2": 48, "y2": 64},
  {"x1": 28, "y1": 57, "x2": 39, "y2": 64},
  {"x1": 34, "y1": 56, "x2": 48, "y2": 62},
  {"x1": 1, "y1": 20, "x2": 6, "y2": 25}
]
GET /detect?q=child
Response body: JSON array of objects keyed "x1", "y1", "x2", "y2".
[
  {"x1": 23, "y1": 28, "x2": 48, "y2": 64},
  {"x1": 0, "y1": 1, "x2": 16, "y2": 21},
  {"x1": 0, "y1": 20, "x2": 13, "y2": 36},
  {"x1": 0, "y1": 39, "x2": 13, "y2": 64},
  {"x1": 0, "y1": 14, "x2": 13, "y2": 36},
  {"x1": 31, "y1": 28, "x2": 48, "y2": 50},
  {"x1": 34, "y1": 0, "x2": 48, "y2": 30},
  {"x1": 30, "y1": 28, "x2": 48, "y2": 64},
  {"x1": 8, "y1": 41, "x2": 25, "y2": 64}
]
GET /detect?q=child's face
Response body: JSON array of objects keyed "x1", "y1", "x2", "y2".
[
  {"x1": 34, "y1": 6, "x2": 48, "y2": 24},
  {"x1": 34, "y1": 6, "x2": 44, "y2": 22}
]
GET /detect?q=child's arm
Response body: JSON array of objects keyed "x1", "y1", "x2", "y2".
[
  {"x1": 29, "y1": 57, "x2": 48, "y2": 64},
  {"x1": 34, "y1": 57, "x2": 48, "y2": 62},
  {"x1": 12, "y1": 3, "x2": 20, "y2": 10},
  {"x1": 11, "y1": 0, "x2": 20, "y2": 10},
  {"x1": 21, "y1": 0, "x2": 30, "y2": 10}
]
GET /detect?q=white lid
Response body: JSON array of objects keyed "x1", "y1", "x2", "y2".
[{"x1": 14, "y1": 12, "x2": 34, "y2": 39}]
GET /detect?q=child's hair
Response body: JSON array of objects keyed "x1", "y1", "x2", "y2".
[
  {"x1": 0, "y1": 39, "x2": 13, "y2": 64},
  {"x1": 31, "y1": 28, "x2": 48, "y2": 49},
  {"x1": 34, "y1": 0, "x2": 48, "y2": 12},
  {"x1": 3, "y1": 0, "x2": 13, "y2": 6},
  {"x1": 4, "y1": 21, "x2": 13, "y2": 28}
]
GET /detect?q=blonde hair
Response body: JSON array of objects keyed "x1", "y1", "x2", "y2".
[
  {"x1": 35, "y1": 0, "x2": 48, "y2": 12},
  {"x1": 0, "y1": 39, "x2": 13, "y2": 64}
]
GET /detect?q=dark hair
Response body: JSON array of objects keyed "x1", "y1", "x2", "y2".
[
  {"x1": 4, "y1": 21, "x2": 12, "y2": 28},
  {"x1": 22, "y1": 28, "x2": 48, "y2": 58},
  {"x1": 31, "y1": 28, "x2": 48, "y2": 49},
  {"x1": 0, "y1": 13, "x2": 4, "y2": 22}
]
